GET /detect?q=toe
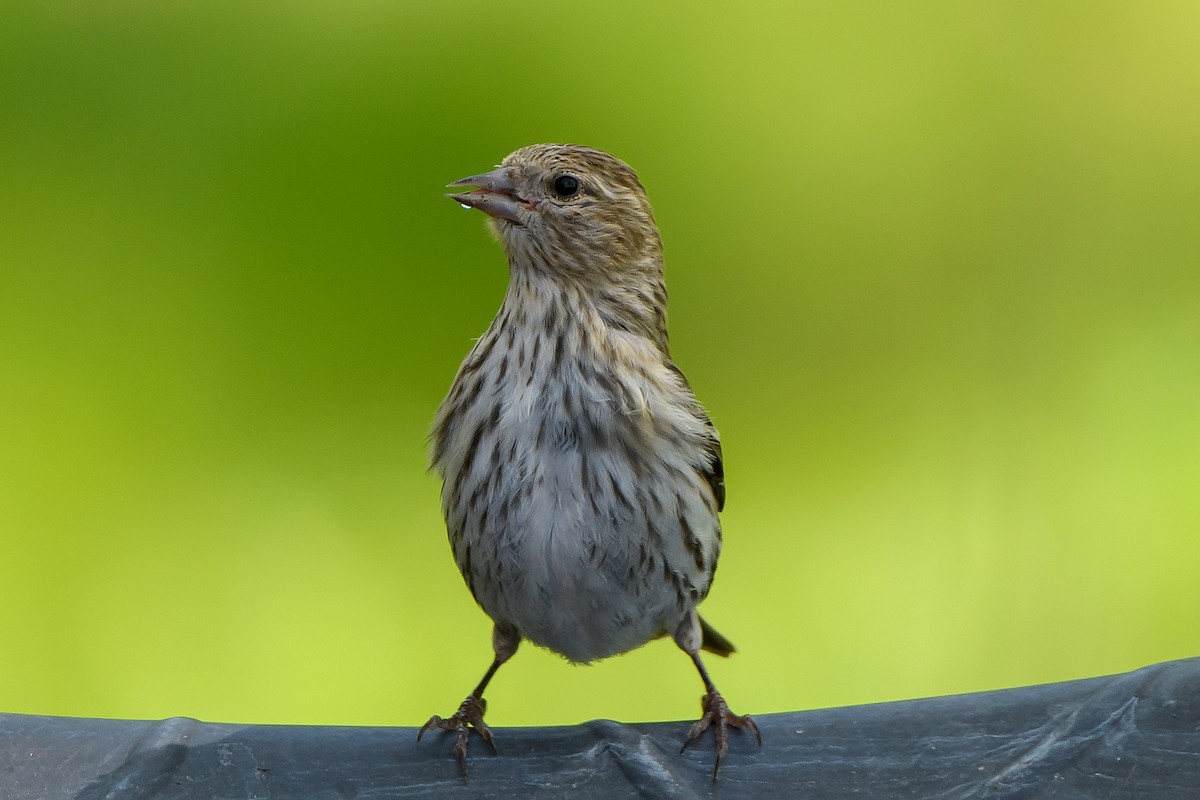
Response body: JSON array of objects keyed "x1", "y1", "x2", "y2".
[
  {"x1": 681, "y1": 713, "x2": 714, "y2": 753},
  {"x1": 681, "y1": 690, "x2": 760, "y2": 780},
  {"x1": 419, "y1": 694, "x2": 499, "y2": 780},
  {"x1": 417, "y1": 715, "x2": 447, "y2": 741}
]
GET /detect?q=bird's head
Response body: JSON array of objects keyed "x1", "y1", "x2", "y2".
[{"x1": 448, "y1": 144, "x2": 664, "y2": 285}]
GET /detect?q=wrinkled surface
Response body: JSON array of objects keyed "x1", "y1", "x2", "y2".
[{"x1": 4, "y1": 658, "x2": 1198, "y2": 799}]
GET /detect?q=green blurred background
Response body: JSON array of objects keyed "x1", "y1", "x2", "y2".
[{"x1": 2, "y1": 1, "x2": 1198, "y2": 729}]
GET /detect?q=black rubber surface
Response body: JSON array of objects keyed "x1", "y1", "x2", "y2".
[{"x1": 4, "y1": 657, "x2": 1198, "y2": 799}]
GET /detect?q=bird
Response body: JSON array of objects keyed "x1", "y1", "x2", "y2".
[{"x1": 419, "y1": 144, "x2": 759, "y2": 781}]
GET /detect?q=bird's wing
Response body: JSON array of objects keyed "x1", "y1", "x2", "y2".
[
  {"x1": 702, "y1": 419, "x2": 726, "y2": 513},
  {"x1": 664, "y1": 360, "x2": 725, "y2": 513}
]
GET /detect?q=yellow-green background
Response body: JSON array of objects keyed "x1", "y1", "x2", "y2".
[{"x1": 2, "y1": 1, "x2": 1197, "y2": 728}]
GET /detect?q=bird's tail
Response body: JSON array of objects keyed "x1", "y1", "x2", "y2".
[{"x1": 699, "y1": 616, "x2": 736, "y2": 657}]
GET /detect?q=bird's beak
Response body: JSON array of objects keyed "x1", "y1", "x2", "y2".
[{"x1": 447, "y1": 166, "x2": 529, "y2": 224}]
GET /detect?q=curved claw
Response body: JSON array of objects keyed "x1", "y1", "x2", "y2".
[
  {"x1": 680, "y1": 690, "x2": 762, "y2": 782},
  {"x1": 417, "y1": 694, "x2": 495, "y2": 780}
]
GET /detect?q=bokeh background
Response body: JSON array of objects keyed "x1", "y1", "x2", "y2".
[{"x1": 3, "y1": 1, "x2": 1198, "y2": 729}]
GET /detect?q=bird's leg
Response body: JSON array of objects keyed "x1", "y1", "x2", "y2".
[
  {"x1": 417, "y1": 658, "x2": 501, "y2": 775},
  {"x1": 418, "y1": 623, "x2": 519, "y2": 780},
  {"x1": 680, "y1": 651, "x2": 762, "y2": 780}
]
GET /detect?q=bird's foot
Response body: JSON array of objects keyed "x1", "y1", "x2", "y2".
[
  {"x1": 417, "y1": 694, "x2": 495, "y2": 780},
  {"x1": 680, "y1": 690, "x2": 762, "y2": 781}
]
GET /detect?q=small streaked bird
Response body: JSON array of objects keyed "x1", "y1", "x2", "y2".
[{"x1": 420, "y1": 144, "x2": 759, "y2": 780}]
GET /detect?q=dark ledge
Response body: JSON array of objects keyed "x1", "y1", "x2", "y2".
[{"x1": 4, "y1": 658, "x2": 1198, "y2": 799}]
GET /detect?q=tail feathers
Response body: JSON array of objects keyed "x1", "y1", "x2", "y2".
[{"x1": 700, "y1": 616, "x2": 736, "y2": 657}]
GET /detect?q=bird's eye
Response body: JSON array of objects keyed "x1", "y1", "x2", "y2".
[{"x1": 551, "y1": 174, "x2": 580, "y2": 198}]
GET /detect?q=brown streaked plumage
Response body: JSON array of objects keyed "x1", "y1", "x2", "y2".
[{"x1": 419, "y1": 144, "x2": 759, "y2": 781}]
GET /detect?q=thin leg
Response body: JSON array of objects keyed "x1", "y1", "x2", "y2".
[
  {"x1": 418, "y1": 623, "x2": 519, "y2": 780},
  {"x1": 676, "y1": 615, "x2": 761, "y2": 782}
]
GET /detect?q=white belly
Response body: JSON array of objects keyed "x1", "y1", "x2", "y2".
[{"x1": 444, "y1": 410, "x2": 717, "y2": 663}]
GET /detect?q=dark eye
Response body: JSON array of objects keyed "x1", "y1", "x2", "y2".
[{"x1": 551, "y1": 174, "x2": 580, "y2": 198}]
